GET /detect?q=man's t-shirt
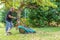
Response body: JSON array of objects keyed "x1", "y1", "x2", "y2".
[{"x1": 6, "y1": 11, "x2": 12, "y2": 22}]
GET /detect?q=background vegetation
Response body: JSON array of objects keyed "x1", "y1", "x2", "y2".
[{"x1": 0, "y1": 0, "x2": 60, "y2": 27}]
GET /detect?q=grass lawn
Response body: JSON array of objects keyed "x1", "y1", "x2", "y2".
[{"x1": 0, "y1": 27, "x2": 60, "y2": 40}]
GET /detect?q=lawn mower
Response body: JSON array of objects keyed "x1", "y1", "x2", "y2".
[{"x1": 15, "y1": 18, "x2": 36, "y2": 34}]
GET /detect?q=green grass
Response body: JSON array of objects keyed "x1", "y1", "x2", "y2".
[{"x1": 0, "y1": 27, "x2": 60, "y2": 40}]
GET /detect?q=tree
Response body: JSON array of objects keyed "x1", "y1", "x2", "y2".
[{"x1": 0, "y1": 0, "x2": 58, "y2": 27}]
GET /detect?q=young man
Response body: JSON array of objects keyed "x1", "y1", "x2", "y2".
[{"x1": 5, "y1": 7, "x2": 16, "y2": 35}]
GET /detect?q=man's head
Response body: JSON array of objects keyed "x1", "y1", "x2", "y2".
[{"x1": 10, "y1": 7, "x2": 15, "y2": 12}]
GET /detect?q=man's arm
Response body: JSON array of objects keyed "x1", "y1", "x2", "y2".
[{"x1": 8, "y1": 15, "x2": 16, "y2": 19}]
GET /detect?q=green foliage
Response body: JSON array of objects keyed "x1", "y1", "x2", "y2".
[
  {"x1": 0, "y1": 0, "x2": 60, "y2": 27},
  {"x1": 22, "y1": 2, "x2": 58, "y2": 27},
  {"x1": 0, "y1": 9, "x2": 7, "y2": 22}
]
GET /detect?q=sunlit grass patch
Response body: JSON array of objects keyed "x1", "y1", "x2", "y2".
[{"x1": 0, "y1": 27, "x2": 60, "y2": 40}]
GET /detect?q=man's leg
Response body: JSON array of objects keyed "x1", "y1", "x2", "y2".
[
  {"x1": 6, "y1": 21, "x2": 9, "y2": 32},
  {"x1": 6, "y1": 21, "x2": 13, "y2": 35},
  {"x1": 9, "y1": 21, "x2": 13, "y2": 32},
  {"x1": 7, "y1": 21, "x2": 13, "y2": 34}
]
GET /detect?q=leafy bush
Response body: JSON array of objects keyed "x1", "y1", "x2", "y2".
[{"x1": 22, "y1": 4, "x2": 59, "y2": 27}]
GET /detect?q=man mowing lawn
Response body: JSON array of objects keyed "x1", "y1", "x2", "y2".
[{"x1": 5, "y1": 7, "x2": 16, "y2": 35}]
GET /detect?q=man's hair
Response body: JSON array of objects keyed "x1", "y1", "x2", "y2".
[{"x1": 10, "y1": 7, "x2": 15, "y2": 11}]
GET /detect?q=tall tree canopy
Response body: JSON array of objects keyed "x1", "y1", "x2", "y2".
[
  {"x1": 0, "y1": 0, "x2": 57, "y2": 9},
  {"x1": 0, "y1": 0, "x2": 59, "y2": 27}
]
